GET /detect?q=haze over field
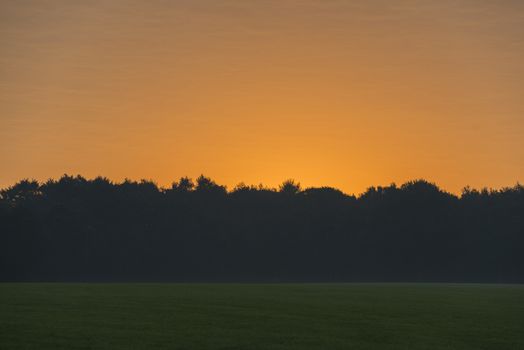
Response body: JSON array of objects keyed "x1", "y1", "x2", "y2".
[{"x1": 1, "y1": 0, "x2": 523, "y2": 194}]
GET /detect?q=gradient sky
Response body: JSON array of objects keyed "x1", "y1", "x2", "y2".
[{"x1": 1, "y1": 0, "x2": 523, "y2": 194}]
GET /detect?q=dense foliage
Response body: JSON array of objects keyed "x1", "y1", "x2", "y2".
[{"x1": 1, "y1": 175, "x2": 523, "y2": 282}]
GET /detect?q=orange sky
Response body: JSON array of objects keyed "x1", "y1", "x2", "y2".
[{"x1": 1, "y1": 0, "x2": 523, "y2": 194}]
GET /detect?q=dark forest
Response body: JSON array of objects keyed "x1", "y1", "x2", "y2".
[{"x1": 1, "y1": 175, "x2": 523, "y2": 282}]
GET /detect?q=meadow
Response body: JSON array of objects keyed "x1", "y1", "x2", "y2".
[{"x1": 1, "y1": 283, "x2": 523, "y2": 349}]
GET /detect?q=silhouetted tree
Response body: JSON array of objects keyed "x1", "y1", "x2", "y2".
[
  {"x1": 171, "y1": 177, "x2": 194, "y2": 192},
  {"x1": 0, "y1": 174, "x2": 522, "y2": 282},
  {"x1": 195, "y1": 175, "x2": 226, "y2": 195},
  {"x1": 279, "y1": 179, "x2": 301, "y2": 195}
]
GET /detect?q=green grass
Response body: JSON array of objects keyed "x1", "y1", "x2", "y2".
[{"x1": 1, "y1": 283, "x2": 523, "y2": 349}]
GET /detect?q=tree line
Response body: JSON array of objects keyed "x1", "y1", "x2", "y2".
[{"x1": 1, "y1": 175, "x2": 523, "y2": 282}]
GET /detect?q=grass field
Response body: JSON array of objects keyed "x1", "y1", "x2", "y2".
[{"x1": 1, "y1": 283, "x2": 523, "y2": 349}]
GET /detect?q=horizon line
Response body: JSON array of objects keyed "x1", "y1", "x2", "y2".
[{"x1": 2, "y1": 173, "x2": 522, "y2": 198}]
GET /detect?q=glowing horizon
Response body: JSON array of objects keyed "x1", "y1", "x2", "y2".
[{"x1": 1, "y1": 1, "x2": 523, "y2": 195}]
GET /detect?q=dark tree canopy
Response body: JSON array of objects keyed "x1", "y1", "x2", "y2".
[{"x1": 0, "y1": 175, "x2": 523, "y2": 282}]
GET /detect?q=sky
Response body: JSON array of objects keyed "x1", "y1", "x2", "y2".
[{"x1": 1, "y1": 0, "x2": 523, "y2": 194}]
